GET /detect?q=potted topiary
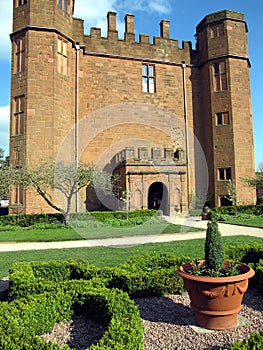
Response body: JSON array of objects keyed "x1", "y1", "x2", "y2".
[{"x1": 177, "y1": 219, "x2": 255, "y2": 330}]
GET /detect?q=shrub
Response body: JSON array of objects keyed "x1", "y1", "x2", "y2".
[
  {"x1": 107, "y1": 254, "x2": 190, "y2": 297},
  {"x1": 210, "y1": 204, "x2": 263, "y2": 220},
  {"x1": 225, "y1": 330, "x2": 263, "y2": 349},
  {"x1": 205, "y1": 220, "x2": 224, "y2": 271},
  {"x1": 0, "y1": 285, "x2": 144, "y2": 349}
]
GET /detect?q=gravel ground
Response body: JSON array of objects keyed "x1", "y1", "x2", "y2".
[{"x1": 39, "y1": 288, "x2": 263, "y2": 350}]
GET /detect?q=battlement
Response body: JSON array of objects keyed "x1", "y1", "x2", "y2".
[
  {"x1": 111, "y1": 146, "x2": 186, "y2": 169},
  {"x1": 196, "y1": 10, "x2": 246, "y2": 34},
  {"x1": 73, "y1": 11, "x2": 193, "y2": 64}
]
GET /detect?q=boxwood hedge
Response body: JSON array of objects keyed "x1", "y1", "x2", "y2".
[{"x1": 5, "y1": 245, "x2": 263, "y2": 349}]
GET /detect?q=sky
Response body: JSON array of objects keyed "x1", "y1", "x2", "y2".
[{"x1": 0, "y1": 0, "x2": 262, "y2": 169}]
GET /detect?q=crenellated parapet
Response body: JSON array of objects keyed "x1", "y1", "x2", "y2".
[
  {"x1": 110, "y1": 146, "x2": 186, "y2": 169},
  {"x1": 73, "y1": 11, "x2": 193, "y2": 64}
]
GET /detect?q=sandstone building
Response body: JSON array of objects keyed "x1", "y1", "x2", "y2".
[{"x1": 9, "y1": 0, "x2": 255, "y2": 215}]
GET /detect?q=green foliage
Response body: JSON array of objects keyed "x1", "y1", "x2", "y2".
[
  {"x1": 224, "y1": 330, "x2": 263, "y2": 349},
  {"x1": 205, "y1": 219, "x2": 224, "y2": 272},
  {"x1": 0, "y1": 209, "x2": 157, "y2": 228},
  {"x1": 210, "y1": 204, "x2": 263, "y2": 220},
  {"x1": 0, "y1": 286, "x2": 144, "y2": 349},
  {"x1": 107, "y1": 254, "x2": 189, "y2": 297}
]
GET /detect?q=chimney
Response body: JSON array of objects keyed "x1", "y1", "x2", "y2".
[{"x1": 160, "y1": 19, "x2": 170, "y2": 39}]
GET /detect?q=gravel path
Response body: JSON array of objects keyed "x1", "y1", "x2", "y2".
[{"x1": 39, "y1": 288, "x2": 263, "y2": 350}]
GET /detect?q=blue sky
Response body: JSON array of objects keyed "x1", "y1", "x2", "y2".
[{"x1": 0, "y1": 0, "x2": 262, "y2": 168}]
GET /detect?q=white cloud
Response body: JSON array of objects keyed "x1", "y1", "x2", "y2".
[
  {"x1": 74, "y1": 0, "x2": 171, "y2": 36},
  {"x1": 0, "y1": 1, "x2": 12, "y2": 61},
  {"x1": 0, "y1": 106, "x2": 10, "y2": 155}
]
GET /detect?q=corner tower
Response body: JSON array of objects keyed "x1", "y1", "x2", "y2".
[
  {"x1": 195, "y1": 10, "x2": 255, "y2": 206},
  {"x1": 9, "y1": 0, "x2": 77, "y2": 213}
]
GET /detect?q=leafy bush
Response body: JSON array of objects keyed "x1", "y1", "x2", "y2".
[
  {"x1": 0, "y1": 209, "x2": 157, "y2": 228},
  {"x1": 106, "y1": 254, "x2": 189, "y2": 297},
  {"x1": 0, "y1": 224, "x2": 21, "y2": 231},
  {"x1": 0, "y1": 285, "x2": 144, "y2": 349},
  {"x1": 205, "y1": 220, "x2": 224, "y2": 272},
  {"x1": 225, "y1": 330, "x2": 263, "y2": 349},
  {"x1": 210, "y1": 204, "x2": 263, "y2": 220}
]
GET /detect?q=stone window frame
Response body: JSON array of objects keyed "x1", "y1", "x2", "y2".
[
  {"x1": 14, "y1": 35, "x2": 26, "y2": 73},
  {"x1": 216, "y1": 111, "x2": 230, "y2": 126},
  {"x1": 58, "y1": 0, "x2": 70, "y2": 14},
  {"x1": 210, "y1": 22, "x2": 224, "y2": 38},
  {"x1": 14, "y1": 184, "x2": 24, "y2": 205},
  {"x1": 57, "y1": 37, "x2": 68, "y2": 75},
  {"x1": 142, "y1": 64, "x2": 156, "y2": 93},
  {"x1": 16, "y1": 0, "x2": 27, "y2": 7},
  {"x1": 217, "y1": 167, "x2": 232, "y2": 181},
  {"x1": 12, "y1": 95, "x2": 25, "y2": 136},
  {"x1": 213, "y1": 61, "x2": 227, "y2": 91}
]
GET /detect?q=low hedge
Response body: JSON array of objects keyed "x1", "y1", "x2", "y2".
[
  {"x1": 0, "y1": 209, "x2": 157, "y2": 227},
  {"x1": 9, "y1": 254, "x2": 188, "y2": 300},
  {"x1": 210, "y1": 204, "x2": 263, "y2": 220},
  {"x1": 0, "y1": 284, "x2": 144, "y2": 349},
  {"x1": 225, "y1": 330, "x2": 263, "y2": 349},
  {"x1": 106, "y1": 254, "x2": 189, "y2": 297}
]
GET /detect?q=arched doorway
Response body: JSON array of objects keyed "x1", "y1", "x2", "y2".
[
  {"x1": 148, "y1": 182, "x2": 168, "y2": 215},
  {"x1": 220, "y1": 196, "x2": 232, "y2": 207}
]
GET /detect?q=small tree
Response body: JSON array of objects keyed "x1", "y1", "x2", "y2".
[
  {"x1": 242, "y1": 163, "x2": 263, "y2": 188},
  {"x1": 205, "y1": 219, "x2": 224, "y2": 272},
  {"x1": 18, "y1": 161, "x2": 113, "y2": 224}
]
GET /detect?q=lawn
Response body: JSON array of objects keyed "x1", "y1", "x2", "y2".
[
  {"x1": 220, "y1": 216, "x2": 263, "y2": 228},
  {"x1": 0, "y1": 222, "x2": 203, "y2": 242},
  {"x1": 0, "y1": 235, "x2": 262, "y2": 278}
]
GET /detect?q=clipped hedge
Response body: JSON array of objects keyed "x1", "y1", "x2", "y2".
[
  {"x1": 0, "y1": 209, "x2": 157, "y2": 227},
  {"x1": 210, "y1": 204, "x2": 263, "y2": 220},
  {"x1": 225, "y1": 330, "x2": 263, "y2": 349},
  {"x1": 106, "y1": 254, "x2": 189, "y2": 297},
  {"x1": 9, "y1": 254, "x2": 188, "y2": 300},
  {"x1": 0, "y1": 284, "x2": 144, "y2": 349}
]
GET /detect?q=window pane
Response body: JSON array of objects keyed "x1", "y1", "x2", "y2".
[
  {"x1": 64, "y1": 0, "x2": 67, "y2": 12},
  {"x1": 216, "y1": 113, "x2": 222, "y2": 125},
  {"x1": 149, "y1": 78, "x2": 155, "y2": 93},
  {"x1": 148, "y1": 65, "x2": 155, "y2": 77},
  {"x1": 218, "y1": 168, "x2": 224, "y2": 180},
  {"x1": 58, "y1": 39, "x2": 62, "y2": 53},
  {"x1": 142, "y1": 77, "x2": 148, "y2": 92},
  {"x1": 62, "y1": 41, "x2": 67, "y2": 55},
  {"x1": 223, "y1": 112, "x2": 230, "y2": 125},
  {"x1": 142, "y1": 64, "x2": 148, "y2": 76},
  {"x1": 221, "y1": 74, "x2": 227, "y2": 90},
  {"x1": 214, "y1": 63, "x2": 219, "y2": 75},
  {"x1": 58, "y1": 0, "x2": 62, "y2": 9},
  {"x1": 226, "y1": 168, "x2": 231, "y2": 180}
]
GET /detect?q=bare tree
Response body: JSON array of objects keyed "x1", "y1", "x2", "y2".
[{"x1": 19, "y1": 161, "x2": 114, "y2": 223}]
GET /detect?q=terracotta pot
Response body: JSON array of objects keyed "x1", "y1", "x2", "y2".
[{"x1": 177, "y1": 261, "x2": 255, "y2": 330}]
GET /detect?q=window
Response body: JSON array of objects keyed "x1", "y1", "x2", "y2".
[
  {"x1": 58, "y1": 0, "x2": 68, "y2": 13},
  {"x1": 142, "y1": 64, "x2": 155, "y2": 93},
  {"x1": 218, "y1": 168, "x2": 232, "y2": 181},
  {"x1": 14, "y1": 36, "x2": 26, "y2": 73},
  {"x1": 17, "y1": 0, "x2": 27, "y2": 7},
  {"x1": 210, "y1": 23, "x2": 224, "y2": 38},
  {"x1": 14, "y1": 185, "x2": 24, "y2": 205},
  {"x1": 12, "y1": 96, "x2": 25, "y2": 135},
  {"x1": 57, "y1": 38, "x2": 68, "y2": 75},
  {"x1": 216, "y1": 112, "x2": 230, "y2": 125},
  {"x1": 213, "y1": 61, "x2": 227, "y2": 91}
]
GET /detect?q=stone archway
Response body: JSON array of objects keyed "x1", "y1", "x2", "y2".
[{"x1": 148, "y1": 182, "x2": 168, "y2": 215}]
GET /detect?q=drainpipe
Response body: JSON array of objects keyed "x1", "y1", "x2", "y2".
[
  {"x1": 75, "y1": 42, "x2": 80, "y2": 212},
  {"x1": 181, "y1": 61, "x2": 190, "y2": 209}
]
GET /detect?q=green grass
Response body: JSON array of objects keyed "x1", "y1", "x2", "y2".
[
  {"x1": 221, "y1": 217, "x2": 263, "y2": 228},
  {"x1": 0, "y1": 222, "x2": 203, "y2": 242},
  {"x1": 0, "y1": 235, "x2": 262, "y2": 278}
]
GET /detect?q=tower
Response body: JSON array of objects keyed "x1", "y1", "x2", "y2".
[
  {"x1": 10, "y1": 0, "x2": 77, "y2": 213},
  {"x1": 195, "y1": 10, "x2": 255, "y2": 206}
]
